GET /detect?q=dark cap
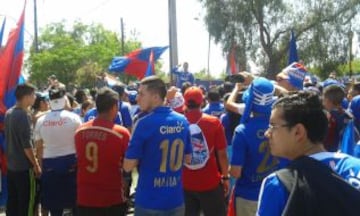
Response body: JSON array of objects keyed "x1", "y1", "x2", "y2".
[
  {"x1": 49, "y1": 88, "x2": 66, "y2": 100},
  {"x1": 111, "y1": 84, "x2": 128, "y2": 96}
]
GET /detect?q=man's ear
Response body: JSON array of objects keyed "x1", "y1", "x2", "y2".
[{"x1": 293, "y1": 123, "x2": 307, "y2": 143}]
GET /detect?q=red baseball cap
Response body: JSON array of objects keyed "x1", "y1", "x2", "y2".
[{"x1": 184, "y1": 87, "x2": 203, "y2": 106}]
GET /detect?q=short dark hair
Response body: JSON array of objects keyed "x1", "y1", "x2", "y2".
[
  {"x1": 32, "y1": 93, "x2": 47, "y2": 110},
  {"x1": 96, "y1": 87, "x2": 119, "y2": 114},
  {"x1": 74, "y1": 89, "x2": 87, "y2": 104},
  {"x1": 140, "y1": 76, "x2": 166, "y2": 100},
  {"x1": 273, "y1": 91, "x2": 328, "y2": 144},
  {"x1": 323, "y1": 85, "x2": 345, "y2": 106},
  {"x1": 207, "y1": 87, "x2": 221, "y2": 102},
  {"x1": 112, "y1": 84, "x2": 127, "y2": 97},
  {"x1": 15, "y1": 83, "x2": 36, "y2": 101},
  {"x1": 181, "y1": 82, "x2": 192, "y2": 95}
]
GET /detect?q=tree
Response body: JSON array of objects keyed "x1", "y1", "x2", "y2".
[
  {"x1": 201, "y1": 0, "x2": 360, "y2": 78},
  {"x1": 27, "y1": 21, "x2": 142, "y2": 87}
]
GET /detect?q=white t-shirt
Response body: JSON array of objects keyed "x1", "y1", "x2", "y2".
[{"x1": 34, "y1": 110, "x2": 82, "y2": 158}]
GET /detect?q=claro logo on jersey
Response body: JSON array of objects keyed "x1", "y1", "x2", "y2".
[
  {"x1": 43, "y1": 118, "x2": 68, "y2": 127},
  {"x1": 160, "y1": 121, "x2": 185, "y2": 134}
]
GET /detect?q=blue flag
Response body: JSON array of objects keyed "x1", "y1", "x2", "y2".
[{"x1": 288, "y1": 30, "x2": 298, "y2": 65}]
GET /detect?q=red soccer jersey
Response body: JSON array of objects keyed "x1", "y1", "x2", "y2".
[
  {"x1": 75, "y1": 118, "x2": 130, "y2": 207},
  {"x1": 183, "y1": 110, "x2": 227, "y2": 191}
]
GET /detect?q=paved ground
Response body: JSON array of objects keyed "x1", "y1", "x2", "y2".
[{"x1": 0, "y1": 170, "x2": 139, "y2": 216}]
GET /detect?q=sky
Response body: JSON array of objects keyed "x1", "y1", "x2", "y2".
[{"x1": 0, "y1": 0, "x2": 227, "y2": 78}]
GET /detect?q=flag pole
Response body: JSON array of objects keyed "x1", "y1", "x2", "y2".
[
  {"x1": 33, "y1": 0, "x2": 39, "y2": 52},
  {"x1": 168, "y1": 0, "x2": 178, "y2": 85}
]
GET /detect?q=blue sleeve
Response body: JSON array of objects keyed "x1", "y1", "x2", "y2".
[
  {"x1": 125, "y1": 120, "x2": 146, "y2": 159},
  {"x1": 120, "y1": 104, "x2": 133, "y2": 128},
  {"x1": 84, "y1": 108, "x2": 96, "y2": 122},
  {"x1": 113, "y1": 112, "x2": 122, "y2": 125},
  {"x1": 202, "y1": 105, "x2": 210, "y2": 115},
  {"x1": 189, "y1": 73, "x2": 195, "y2": 84},
  {"x1": 231, "y1": 126, "x2": 246, "y2": 166},
  {"x1": 257, "y1": 174, "x2": 288, "y2": 216},
  {"x1": 171, "y1": 67, "x2": 181, "y2": 75}
]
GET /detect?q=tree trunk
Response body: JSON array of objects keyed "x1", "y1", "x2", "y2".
[{"x1": 266, "y1": 58, "x2": 281, "y2": 80}]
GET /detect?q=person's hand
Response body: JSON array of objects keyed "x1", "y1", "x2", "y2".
[
  {"x1": 235, "y1": 83, "x2": 244, "y2": 91},
  {"x1": 166, "y1": 86, "x2": 178, "y2": 101},
  {"x1": 222, "y1": 179, "x2": 230, "y2": 197},
  {"x1": 34, "y1": 163, "x2": 42, "y2": 178}
]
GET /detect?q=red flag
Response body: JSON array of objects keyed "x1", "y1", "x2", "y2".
[
  {"x1": 0, "y1": 5, "x2": 25, "y2": 114},
  {"x1": 227, "y1": 45, "x2": 238, "y2": 75}
]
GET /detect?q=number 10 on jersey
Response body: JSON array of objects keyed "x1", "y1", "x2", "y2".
[{"x1": 159, "y1": 139, "x2": 184, "y2": 173}]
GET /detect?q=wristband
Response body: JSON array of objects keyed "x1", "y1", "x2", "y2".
[{"x1": 221, "y1": 175, "x2": 230, "y2": 180}]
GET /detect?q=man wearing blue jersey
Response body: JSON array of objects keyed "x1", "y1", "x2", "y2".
[
  {"x1": 202, "y1": 86, "x2": 225, "y2": 118},
  {"x1": 123, "y1": 76, "x2": 192, "y2": 216},
  {"x1": 230, "y1": 78, "x2": 285, "y2": 216},
  {"x1": 257, "y1": 91, "x2": 360, "y2": 216},
  {"x1": 84, "y1": 84, "x2": 132, "y2": 131},
  {"x1": 172, "y1": 62, "x2": 195, "y2": 88}
]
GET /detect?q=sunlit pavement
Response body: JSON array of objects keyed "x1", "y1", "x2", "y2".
[{"x1": 0, "y1": 170, "x2": 139, "y2": 216}]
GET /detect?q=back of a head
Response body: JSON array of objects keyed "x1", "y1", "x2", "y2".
[
  {"x1": 111, "y1": 84, "x2": 127, "y2": 98},
  {"x1": 15, "y1": 83, "x2": 36, "y2": 101},
  {"x1": 323, "y1": 85, "x2": 345, "y2": 106},
  {"x1": 140, "y1": 76, "x2": 167, "y2": 100},
  {"x1": 181, "y1": 82, "x2": 192, "y2": 95},
  {"x1": 96, "y1": 87, "x2": 119, "y2": 114},
  {"x1": 32, "y1": 92, "x2": 48, "y2": 111},
  {"x1": 207, "y1": 87, "x2": 221, "y2": 102},
  {"x1": 273, "y1": 91, "x2": 328, "y2": 143},
  {"x1": 74, "y1": 89, "x2": 87, "y2": 104}
]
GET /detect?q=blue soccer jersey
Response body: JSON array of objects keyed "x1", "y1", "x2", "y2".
[
  {"x1": 125, "y1": 106, "x2": 192, "y2": 210},
  {"x1": 257, "y1": 152, "x2": 360, "y2": 216},
  {"x1": 202, "y1": 102, "x2": 225, "y2": 118},
  {"x1": 172, "y1": 68, "x2": 194, "y2": 88},
  {"x1": 231, "y1": 116, "x2": 287, "y2": 201},
  {"x1": 84, "y1": 102, "x2": 132, "y2": 128}
]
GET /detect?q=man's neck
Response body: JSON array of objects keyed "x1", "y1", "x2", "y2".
[
  {"x1": 15, "y1": 101, "x2": 29, "y2": 111},
  {"x1": 97, "y1": 113, "x2": 114, "y2": 122},
  {"x1": 148, "y1": 100, "x2": 165, "y2": 112},
  {"x1": 292, "y1": 142, "x2": 326, "y2": 160}
]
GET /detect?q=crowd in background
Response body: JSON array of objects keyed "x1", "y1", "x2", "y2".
[{"x1": 3, "y1": 61, "x2": 360, "y2": 216}]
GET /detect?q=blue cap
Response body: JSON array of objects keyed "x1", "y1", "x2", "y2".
[{"x1": 241, "y1": 77, "x2": 275, "y2": 123}]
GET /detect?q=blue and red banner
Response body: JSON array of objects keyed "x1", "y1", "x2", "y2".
[
  {"x1": 0, "y1": 3, "x2": 26, "y2": 206},
  {"x1": 0, "y1": 6, "x2": 25, "y2": 114},
  {"x1": 109, "y1": 46, "x2": 168, "y2": 80}
]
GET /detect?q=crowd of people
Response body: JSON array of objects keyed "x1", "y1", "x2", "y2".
[{"x1": 3, "y1": 61, "x2": 360, "y2": 216}]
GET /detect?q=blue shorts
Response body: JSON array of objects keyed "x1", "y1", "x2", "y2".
[{"x1": 41, "y1": 154, "x2": 77, "y2": 210}]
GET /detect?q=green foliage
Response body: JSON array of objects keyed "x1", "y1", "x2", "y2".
[
  {"x1": 193, "y1": 68, "x2": 216, "y2": 80},
  {"x1": 200, "y1": 0, "x2": 360, "y2": 78},
  {"x1": 75, "y1": 62, "x2": 103, "y2": 88},
  {"x1": 27, "y1": 21, "x2": 142, "y2": 87}
]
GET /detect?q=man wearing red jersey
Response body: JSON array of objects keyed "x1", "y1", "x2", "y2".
[
  {"x1": 182, "y1": 87, "x2": 229, "y2": 216},
  {"x1": 75, "y1": 87, "x2": 130, "y2": 216}
]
